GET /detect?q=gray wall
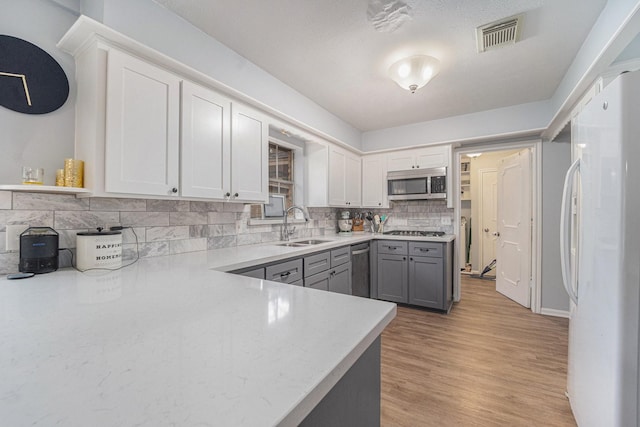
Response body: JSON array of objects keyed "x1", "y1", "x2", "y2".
[
  {"x1": 0, "y1": 0, "x2": 79, "y2": 186},
  {"x1": 541, "y1": 141, "x2": 571, "y2": 311}
]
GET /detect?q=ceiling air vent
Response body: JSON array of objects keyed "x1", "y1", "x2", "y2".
[{"x1": 476, "y1": 14, "x2": 523, "y2": 53}]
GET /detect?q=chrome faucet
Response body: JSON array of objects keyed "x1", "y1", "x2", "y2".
[{"x1": 281, "y1": 205, "x2": 309, "y2": 241}]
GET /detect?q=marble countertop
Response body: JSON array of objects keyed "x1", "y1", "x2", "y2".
[
  {"x1": 1, "y1": 249, "x2": 396, "y2": 426},
  {"x1": 208, "y1": 232, "x2": 455, "y2": 272}
]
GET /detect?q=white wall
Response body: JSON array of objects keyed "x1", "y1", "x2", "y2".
[
  {"x1": 540, "y1": 141, "x2": 571, "y2": 311},
  {"x1": 361, "y1": 100, "x2": 551, "y2": 152},
  {"x1": 0, "y1": 0, "x2": 79, "y2": 186}
]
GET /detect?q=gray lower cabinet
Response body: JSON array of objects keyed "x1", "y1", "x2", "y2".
[
  {"x1": 236, "y1": 267, "x2": 265, "y2": 279},
  {"x1": 377, "y1": 253, "x2": 408, "y2": 303},
  {"x1": 265, "y1": 259, "x2": 304, "y2": 284},
  {"x1": 408, "y1": 255, "x2": 443, "y2": 309},
  {"x1": 376, "y1": 240, "x2": 453, "y2": 311},
  {"x1": 304, "y1": 260, "x2": 352, "y2": 294},
  {"x1": 305, "y1": 270, "x2": 330, "y2": 291},
  {"x1": 329, "y1": 262, "x2": 352, "y2": 294}
]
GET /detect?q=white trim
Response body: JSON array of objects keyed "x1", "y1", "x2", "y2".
[
  {"x1": 453, "y1": 139, "x2": 541, "y2": 312},
  {"x1": 540, "y1": 308, "x2": 570, "y2": 319},
  {"x1": 533, "y1": 140, "x2": 543, "y2": 314}
]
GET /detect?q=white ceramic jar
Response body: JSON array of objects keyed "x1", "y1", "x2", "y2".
[{"x1": 76, "y1": 230, "x2": 122, "y2": 271}]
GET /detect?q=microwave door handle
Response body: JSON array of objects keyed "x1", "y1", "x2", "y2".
[{"x1": 426, "y1": 176, "x2": 431, "y2": 195}]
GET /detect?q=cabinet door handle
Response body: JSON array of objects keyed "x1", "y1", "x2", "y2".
[
  {"x1": 411, "y1": 165, "x2": 415, "y2": 169},
  {"x1": 171, "y1": 187, "x2": 178, "y2": 193},
  {"x1": 378, "y1": 202, "x2": 382, "y2": 206},
  {"x1": 225, "y1": 192, "x2": 231, "y2": 197},
  {"x1": 410, "y1": 257, "x2": 413, "y2": 261},
  {"x1": 234, "y1": 193, "x2": 239, "y2": 198},
  {"x1": 403, "y1": 257, "x2": 406, "y2": 261}
]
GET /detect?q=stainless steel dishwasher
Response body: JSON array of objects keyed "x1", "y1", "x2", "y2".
[{"x1": 350, "y1": 242, "x2": 370, "y2": 297}]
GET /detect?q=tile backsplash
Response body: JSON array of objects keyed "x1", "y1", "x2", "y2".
[{"x1": 0, "y1": 192, "x2": 453, "y2": 274}]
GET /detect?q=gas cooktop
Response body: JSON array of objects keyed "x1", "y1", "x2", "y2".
[{"x1": 383, "y1": 230, "x2": 446, "y2": 237}]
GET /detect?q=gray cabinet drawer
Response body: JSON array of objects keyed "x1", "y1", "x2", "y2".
[
  {"x1": 409, "y1": 242, "x2": 443, "y2": 258},
  {"x1": 329, "y1": 262, "x2": 352, "y2": 295},
  {"x1": 377, "y1": 240, "x2": 408, "y2": 255},
  {"x1": 304, "y1": 251, "x2": 331, "y2": 277},
  {"x1": 331, "y1": 246, "x2": 351, "y2": 267},
  {"x1": 290, "y1": 279, "x2": 304, "y2": 287},
  {"x1": 265, "y1": 258, "x2": 303, "y2": 284}
]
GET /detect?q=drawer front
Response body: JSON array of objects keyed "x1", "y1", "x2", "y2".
[
  {"x1": 265, "y1": 259, "x2": 303, "y2": 284},
  {"x1": 331, "y1": 246, "x2": 351, "y2": 267},
  {"x1": 377, "y1": 240, "x2": 408, "y2": 255},
  {"x1": 409, "y1": 242, "x2": 443, "y2": 258},
  {"x1": 304, "y1": 251, "x2": 331, "y2": 277},
  {"x1": 290, "y1": 279, "x2": 304, "y2": 287}
]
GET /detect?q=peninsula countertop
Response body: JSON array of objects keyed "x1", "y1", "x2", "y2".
[{"x1": 1, "y1": 248, "x2": 396, "y2": 426}]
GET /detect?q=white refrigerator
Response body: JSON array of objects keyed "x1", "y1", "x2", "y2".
[{"x1": 561, "y1": 70, "x2": 640, "y2": 426}]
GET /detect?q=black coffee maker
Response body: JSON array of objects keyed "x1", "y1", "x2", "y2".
[{"x1": 19, "y1": 227, "x2": 59, "y2": 274}]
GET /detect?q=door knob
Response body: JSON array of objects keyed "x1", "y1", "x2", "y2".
[{"x1": 492, "y1": 231, "x2": 500, "y2": 237}]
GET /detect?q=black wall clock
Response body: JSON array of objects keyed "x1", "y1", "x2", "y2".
[{"x1": 0, "y1": 35, "x2": 69, "y2": 114}]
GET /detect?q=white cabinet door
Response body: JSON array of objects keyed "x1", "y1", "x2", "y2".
[
  {"x1": 181, "y1": 81, "x2": 231, "y2": 199},
  {"x1": 415, "y1": 146, "x2": 448, "y2": 169},
  {"x1": 387, "y1": 151, "x2": 416, "y2": 172},
  {"x1": 362, "y1": 154, "x2": 388, "y2": 208},
  {"x1": 105, "y1": 48, "x2": 180, "y2": 196},
  {"x1": 345, "y1": 152, "x2": 362, "y2": 207},
  {"x1": 231, "y1": 103, "x2": 268, "y2": 202},
  {"x1": 328, "y1": 146, "x2": 347, "y2": 206},
  {"x1": 328, "y1": 146, "x2": 361, "y2": 207}
]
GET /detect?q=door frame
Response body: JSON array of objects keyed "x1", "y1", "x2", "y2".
[{"x1": 452, "y1": 139, "x2": 542, "y2": 314}]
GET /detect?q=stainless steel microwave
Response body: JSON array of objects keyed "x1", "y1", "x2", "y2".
[{"x1": 387, "y1": 167, "x2": 447, "y2": 200}]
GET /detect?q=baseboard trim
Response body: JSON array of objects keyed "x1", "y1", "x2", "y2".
[{"x1": 540, "y1": 308, "x2": 570, "y2": 318}]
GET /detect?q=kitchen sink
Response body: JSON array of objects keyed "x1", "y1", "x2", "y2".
[
  {"x1": 295, "y1": 239, "x2": 331, "y2": 245},
  {"x1": 275, "y1": 239, "x2": 331, "y2": 247}
]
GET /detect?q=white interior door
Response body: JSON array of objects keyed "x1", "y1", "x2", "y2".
[
  {"x1": 479, "y1": 169, "x2": 497, "y2": 273},
  {"x1": 496, "y1": 149, "x2": 532, "y2": 307}
]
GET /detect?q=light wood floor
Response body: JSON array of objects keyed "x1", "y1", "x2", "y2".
[{"x1": 380, "y1": 276, "x2": 576, "y2": 426}]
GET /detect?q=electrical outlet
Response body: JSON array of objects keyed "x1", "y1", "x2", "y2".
[
  {"x1": 441, "y1": 216, "x2": 452, "y2": 226},
  {"x1": 6, "y1": 224, "x2": 29, "y2": 251}
]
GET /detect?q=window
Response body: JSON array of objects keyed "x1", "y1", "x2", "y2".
[{"x1": 268, "y1": 143, "x2": 295, "y2": 209}]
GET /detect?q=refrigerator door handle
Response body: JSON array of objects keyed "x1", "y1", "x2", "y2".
[{"x1": 560, "y1": 158, "x2": 580, "y2": 305}]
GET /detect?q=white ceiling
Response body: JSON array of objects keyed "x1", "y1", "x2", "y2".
[{"x1": 153, "y1": 0, "x2": 607, "y2": 132}]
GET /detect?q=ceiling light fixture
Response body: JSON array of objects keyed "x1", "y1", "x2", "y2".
[{"x1": 389, "y1": 55, "x2": 440, "y2": 93}]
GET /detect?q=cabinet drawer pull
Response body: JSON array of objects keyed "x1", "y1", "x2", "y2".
[
  {"x1": 280, "y1": 271, "x2": 291, "y2": 278},
  {"x1": 419, "y1": 248, "x2": 430, "y2": 252}
]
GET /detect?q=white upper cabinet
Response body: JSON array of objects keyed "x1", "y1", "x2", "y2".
[
  {"x1": 181, "y1": 80, "x2": 231, "y2": 199},
  {"x1": 181, "y1": 83, "x2": 268, "y2": 202},
  {"x1": 387, "y1": 146, "x2": 449, "y2": 171},
  {"x1": 329, "y1": 145, "x2": 361, "y2": 207},
  {"x1": 104, "y1": 49, "x2": 181, "y2": 197},
  {"x1": 230, "y1": 103, "x2": 269, "y2": 202},
  {"x1": 362, "y1": 154, "x2": 388, "y2": 208},
  {"x1": 66, "y1": 35, "x2": 268, "y2": 202}
]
